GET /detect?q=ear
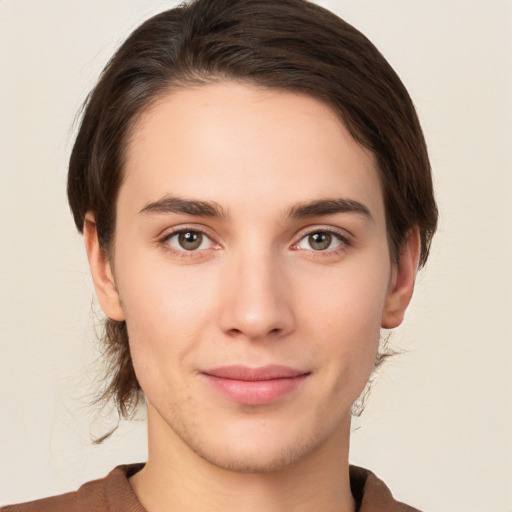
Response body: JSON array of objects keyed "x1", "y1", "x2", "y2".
[
  {"x1": 381, "y1": 229, "x2": 421, "y2": 329},
  {"x1": 83, "y1": 213, "x2": 125, "y2": 322}
]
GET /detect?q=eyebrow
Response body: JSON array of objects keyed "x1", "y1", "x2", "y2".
[
  {"x1": 139, "y1": 195, "x2": 229, "y2": 219},
  {"x1": 286, "y1": 198, "x2": 373, "y2": 221},
  {"x1": 139, "y1": 195, "x2": 372, "y2": 222}
]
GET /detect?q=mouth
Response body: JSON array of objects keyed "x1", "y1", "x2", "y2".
[{"x1": 201, "y1": 365, "x2": 310, "y2": 406}]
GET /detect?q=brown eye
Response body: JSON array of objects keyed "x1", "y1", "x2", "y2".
[
  {"x1": 164, "y1": 229, "x2": 216, "y2": 255},
  {"x1": 178, "y1": 231, "x2": 203, "y2": 250},
  {"x1": 294, "y1": 230, "x2": 345, "y2": 253},
  {"x1": 308, "y1": 232, "x2": 332, "y2": 250}
]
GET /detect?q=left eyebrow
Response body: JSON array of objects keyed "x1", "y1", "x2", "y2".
[{"x1": 286, "y1": 198, "x2": 373, "y2": 221}]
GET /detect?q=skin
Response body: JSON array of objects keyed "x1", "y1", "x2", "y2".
[{"x1": 85, "y1": 82, "x2": 420, "y2": 512}]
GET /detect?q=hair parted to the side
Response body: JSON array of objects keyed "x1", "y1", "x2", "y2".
[{"x1": 68, "y1": 0, "x2": 438, "y2": 424}]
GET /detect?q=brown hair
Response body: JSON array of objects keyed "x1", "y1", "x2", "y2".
[{"x1": 68, "y1": 0, "x2": 438, "y2": 420}]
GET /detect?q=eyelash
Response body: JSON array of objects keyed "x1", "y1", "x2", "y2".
[
  {"x1": 158, "y1": 226, "x2": 351, "y2": 258},
  {"x1": 159, "y1": 226, "x2": 219, "y2": 259},
  {"x1": 291, "y1": 228, "x2": 351, "y2": 256}
]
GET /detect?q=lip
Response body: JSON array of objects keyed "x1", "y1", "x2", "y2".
[{"x1": 202, "y1": 365, "x2": 310, "y2": 405}]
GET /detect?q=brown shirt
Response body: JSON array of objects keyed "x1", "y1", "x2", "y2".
[{"x1": 2, "y1": 464, "x2": 420, "y2": 512}]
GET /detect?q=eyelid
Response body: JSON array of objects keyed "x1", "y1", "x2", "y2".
[
  {"x1": 156, "y1": 223, "x2": 352, "y2": 257},
  {"x1": 158, "y1": 224, "x2": 222, "y2": 255},
  {"x1": 290, "y1": 225, "x2": 353, "y2": 251}
]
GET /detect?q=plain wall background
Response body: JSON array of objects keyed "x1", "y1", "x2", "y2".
[{"x1": 1, "y1": 1, "x2": 511, "y2": 510}]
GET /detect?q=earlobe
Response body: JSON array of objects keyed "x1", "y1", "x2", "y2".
[
  {"x1": 83, "y1": 213, "x2": 125, "y2": 322},
  {"x1": 381, "y1": 229, "x2": 421, "y2": 329}
]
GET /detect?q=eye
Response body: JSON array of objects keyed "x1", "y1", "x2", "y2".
[
  {"x1": 165, "y1": 230, "x2": 214, "y2": 251},
  {"x1": 295, "y1": 231, "x2": 344, "y2": 251}
]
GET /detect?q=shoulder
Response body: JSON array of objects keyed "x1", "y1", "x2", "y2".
[
  {"x1": 1, "y1": 464, "x2": 145, "y2": 512},
  {"x1": 350, "y1": 465, "x2": 421, "y2": 512},
  {"x1": 1, "y1": 491, "x2": 77, "y2": 512}
]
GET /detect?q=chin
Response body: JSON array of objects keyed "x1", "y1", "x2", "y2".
[
  {"x1": 171, "y1": 410, "x2": 342, "y2": 475},
  {"x1": 148, "y1": 383, "x2": 354, "y2": 475},
  {"x1": 191, "y1": 436, "x2": 318, "y2": 474}
]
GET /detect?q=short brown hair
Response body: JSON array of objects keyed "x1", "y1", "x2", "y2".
[{"x1": 68, "y1": 0, "x2": 438, "y2": 420}]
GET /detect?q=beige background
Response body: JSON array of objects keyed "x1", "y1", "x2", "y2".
[{"x1": 1, "y1": 0, "x2": 511, "y2": 510}]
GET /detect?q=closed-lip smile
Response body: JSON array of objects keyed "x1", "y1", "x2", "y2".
[{"x1": 202, "y1": 365, "x2": 310, "y2": 405}]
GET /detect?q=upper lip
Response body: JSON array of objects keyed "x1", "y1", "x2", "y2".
[{"x1": 203, "y1": 365, "x2": 308, "y2": 381}]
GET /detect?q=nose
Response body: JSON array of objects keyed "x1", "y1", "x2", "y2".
[{"x1": 218, "y1": 249, "x2": 295, "y2": 341}]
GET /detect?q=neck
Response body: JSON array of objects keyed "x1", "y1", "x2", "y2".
[{"x1": 130, "y1": 406, "x2": 355, "y2": 512}]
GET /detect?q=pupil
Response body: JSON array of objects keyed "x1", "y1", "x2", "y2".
[
  {"x1": 309, "y1": 232, "x2": 331, "y2": 250},
  {"x1": 179, "y1": 231, "x2": 202, "y2": 250}
]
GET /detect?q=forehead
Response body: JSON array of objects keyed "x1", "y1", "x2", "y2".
[{"x1": 120, "y1": 81, "x2": 384, "y2": 224}]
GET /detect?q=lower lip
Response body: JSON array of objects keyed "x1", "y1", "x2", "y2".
[{"x1": 203, "y1": 374, "x2": 309, "y2": 405}]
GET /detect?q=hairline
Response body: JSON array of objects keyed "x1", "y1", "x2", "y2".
[{"x1": 106, "y1": 75, "x2": 401, "y2": 259}]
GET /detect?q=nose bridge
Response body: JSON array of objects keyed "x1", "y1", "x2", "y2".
[{"x1": 219, "y1": 242, "x2": 294, "y2": 340}]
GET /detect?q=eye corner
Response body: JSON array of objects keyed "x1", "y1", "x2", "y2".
[
  {"x1": 158, "y1": 225, "x2": 221, "y2": 259},
  {"x1": 291, "y1": 227, "x2": 352, "y2": 255}
]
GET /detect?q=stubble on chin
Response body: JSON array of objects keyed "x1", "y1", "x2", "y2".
[{"x1": 158, "y1": 404, "x2": 340, "y2": 475}]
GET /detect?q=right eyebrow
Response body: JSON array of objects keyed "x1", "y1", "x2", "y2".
[{"x1": 139, "y1": 195, "x2": 229, "y2": 219}]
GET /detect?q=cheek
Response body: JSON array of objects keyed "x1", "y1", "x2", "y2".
[
  {"x1": 298, "y1": 251, "x2": 390, "y2": 335},
  {"x1": 114, "y1": 255, "x2": 219, "y2": 382},
  {"x1": 297, "y1": 256, "x2": 390, "y2": 391},
  {"x1": 117, "y1": 242, "x2": 216, "y2": 323}
]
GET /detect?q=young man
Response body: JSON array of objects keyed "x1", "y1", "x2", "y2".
[{"x1": 3, "y1": 0, "x2": 437, "y2": 510}]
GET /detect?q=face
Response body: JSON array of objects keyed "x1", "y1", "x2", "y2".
[{"x1": 87, "y1": 81, "x2": 417, "y2": 473}]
